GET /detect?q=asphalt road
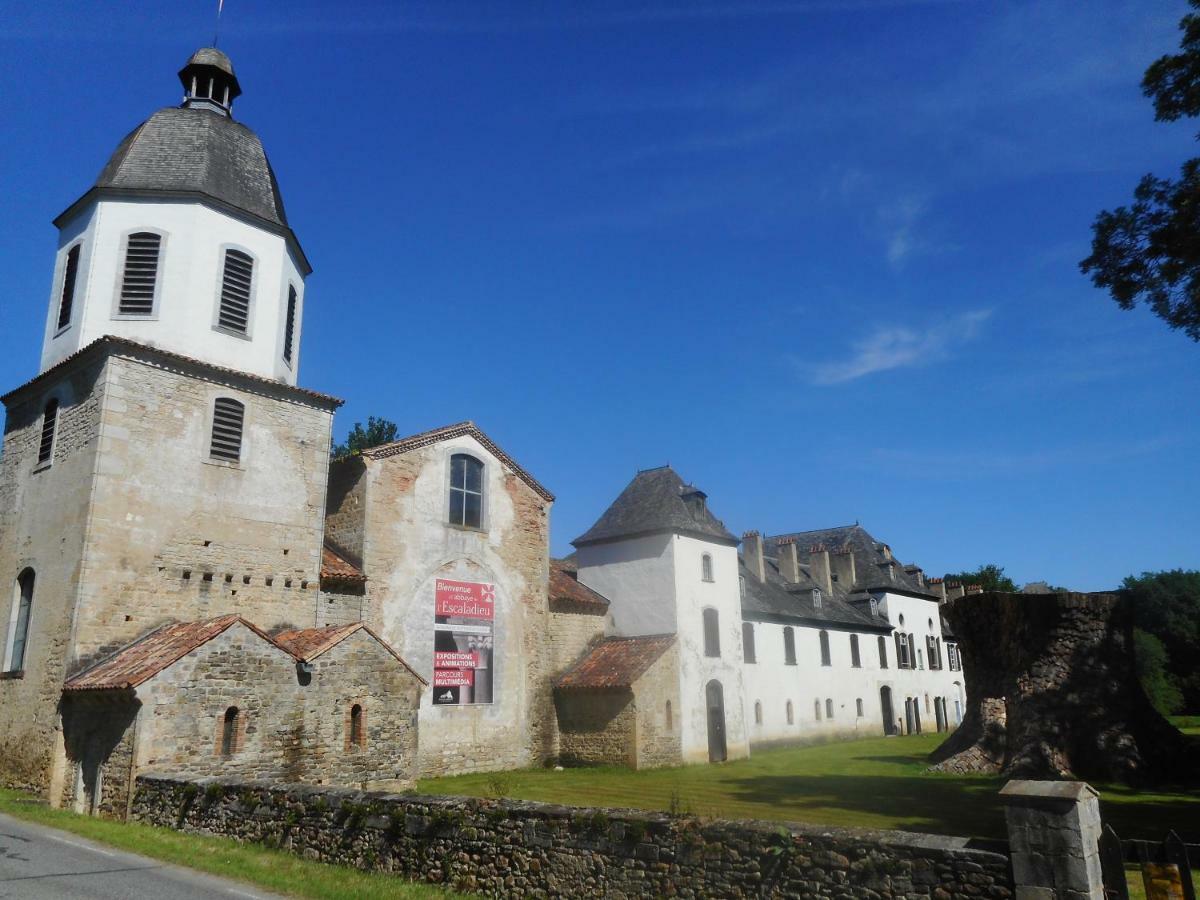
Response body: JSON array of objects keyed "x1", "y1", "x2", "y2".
[{"x1": 0, "y1": 812, "x2": 282, "y2": 900}]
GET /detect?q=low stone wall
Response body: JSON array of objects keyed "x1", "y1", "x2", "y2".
[{"x1": 132, "y1": 774, "x2": 1013, "y2": 898}]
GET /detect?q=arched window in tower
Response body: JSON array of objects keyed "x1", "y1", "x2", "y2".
[
  {"x1": 283, "y1": 285, "x2": 298, "y2": 363},
  {"x1": 755, "y1": 701, "x2": 763, "y2": 725},
  {"x1": 878, "y1": 634, "x2": 888, "y2": 668},
  {"x1": 783, "y1": 626, "x2": 796, "y2": 665},
  {"x1": 850, "y1": 633, "x2": 861, "y2": 668},
  {"x1": 786, "y1": 700, "x2": 794, "y2": 725},
  {"x1": 57, "y1": 245, "x2": 81, "y2": 331},
  {"x1": 348, "y1": 704, "x2": 365, "y2": 750},
  {"x1": 117, "y1": 232, "x2": 162, "y2": 316},
  {"x1": 5, "y1": 569, "x2": 35, "y2": 673},
  {"x1": 826, "y1": 698, "x2": 834, "y2": 719},
  {"x1": 742, "y1": 622, "x2": 756, "y2": 664},
  {"x1": 37, "y1": 399, "x2": 59, "y2": 466},
  {"x1": 216, "y1": 248, "x2": 255, "y2": 334},
  {"x1": 702, "y1": 608, "x2": 720, "y2": 658},
  {"x1": 819, "y1": 630, "x2": 831, "y2": 667},
  {"x1": 209, "y1": 397, "x2": 245, "y2": 463},
  {"x1": 220, "y1": 706, "x2": 240, "y2": 757},
  {"x1": 448, "y1": 454, "x2": 484, "y2": 528},
  {"x1": 701, "y1": 553, "x2": 714, "y2": 582}
]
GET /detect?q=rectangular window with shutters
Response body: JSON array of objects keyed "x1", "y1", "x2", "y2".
[
  {"x1": 283, "y1": 284, "x2": 298, "y2": 363},
  {"x1": 209, "y1": 397, "x2": 245, "y2": 463},
  {"x1": 215, "y1": 248, "x2": 255, "y2": 335},
  {"x1": 116, "y1": 232, "x2": 163, "y2": 317},
  {"x1": 57, "y1": 244, "x2": 81, "y2": 331}
]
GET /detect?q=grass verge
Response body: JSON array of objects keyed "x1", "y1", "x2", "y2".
[
  {"x1": 419, "y1": 733, "x2": 1200, "y2": 842},
  {"x1": 0, "y1": 787, "x2": 460, "y2": 900}
]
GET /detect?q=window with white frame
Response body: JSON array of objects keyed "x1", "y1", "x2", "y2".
[
  {"x1": 448, "y1": 453, "x2": 484, "y2": 528},
  {"x1": 4, "y1": 569, "x2": 35, "y2": 673},
  {"x1": 701, "y1": 553, "x2": 713, "y2": 582}
]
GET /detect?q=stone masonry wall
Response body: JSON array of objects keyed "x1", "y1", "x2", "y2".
[
  {"x1": 133, "y1": 774, "x2": 1014, "y2": 899},
  {"x1": 632, "y1": 642, "x2": 683, "y2": 768},
  {"x1": 555, "y1": 689, "x2": 636, "y2": 767},
  {"x1": 0, "y1": 357, "x2": 107, "y2": 796}
]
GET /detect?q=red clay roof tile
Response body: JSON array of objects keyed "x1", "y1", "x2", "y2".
[
  {"x1": 320, "y1": 543, "x2": 366, "y2": 582},
  {"x1": 550, "y1": 559, "x2": 609, "y2": 609},
  {"x1": 556, "y1": 634, "x2": 675, "y2": 690}
]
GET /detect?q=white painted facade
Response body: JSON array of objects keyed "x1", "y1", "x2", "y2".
[{"x1": 41, "y1": 198, "x2": 306, "y2": 385}]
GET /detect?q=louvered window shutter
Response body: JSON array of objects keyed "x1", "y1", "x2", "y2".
[
  {"x1": 217, "y1": 250, "x2": 254, "y2": 333},
  {"x1": 283, "y1": 285, "x2": 297, "y2": 362},
  {"x1": 210, "y1": 398, "x2": 245, "y2": 462},
  {"x1": 118, "y1": 233, "x2": 162, "y2": 315},
  {"x1": 38, "y1": 400, "x2": 59, "y2": 464},
  {"x1": 894, "y1": 632, "x2": 903, "y2": 668},
  {"x1": 58, "y1": 245, "x2": 81, "y2": 329}
]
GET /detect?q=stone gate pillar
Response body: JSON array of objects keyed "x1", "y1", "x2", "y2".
[{"x1": 1000, "y1": 780, "x2": 1105, "y2": 900}]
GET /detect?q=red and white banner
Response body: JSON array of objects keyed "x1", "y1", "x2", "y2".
[
  {"x1": 434, "y1": 579, "x2": 495, "y2": 620},
  {"x1": 433, "y1": 668, "x2": 474, "y2": 688},
  {"x1": 434, "y1": 651, "x2": 479, "y2": 669}
]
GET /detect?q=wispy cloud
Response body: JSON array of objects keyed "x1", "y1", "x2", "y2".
[{"x1": 808, "y1": 309, "x2": 991, "y2": 385}]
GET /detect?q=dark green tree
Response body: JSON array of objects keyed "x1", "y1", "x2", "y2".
[
  {"x1": 1133, "y1": 628, "x2": 1185, "y2": 715},
  {"x1": 332, "y1": 416, "x2": 399, "y2": 458},
  {"x1": 1080, "y1": 0, "x2": 1200, "y2": 340},
  {"x1": 1123, "y1": 569, "x2": 1200, "y2": 712},
  {"x1": 943, "y1": 563, "x2": 1018, "y2": 593}
]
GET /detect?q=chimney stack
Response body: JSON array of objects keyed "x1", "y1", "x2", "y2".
[
  {"x1": 808, "y1": 544, "x2": 833, "y2": 594},
  {"x1": 929, "y1": 577, "x2": 947, "y2": 603},
  {"x1": 965, "y1": 583, "x2": 983, "y2": 595},
  {"x1": 945, "y1": 581, "x2": 965, "y2": 602},
  {"x1": 777, "y1": 537, "x2": 800, "y2": 583},
  {"x1": 742, "y1": 531, "x2": 765, "y2": 582},
  {"x1": 831, "y1": 546, "x2": 856, "y2": 589}
]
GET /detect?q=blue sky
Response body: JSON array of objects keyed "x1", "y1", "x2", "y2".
[{"x1": 2, "y1": 1, "x2": 1197, "y2": 590}]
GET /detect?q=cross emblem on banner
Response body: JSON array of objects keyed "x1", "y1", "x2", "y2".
[{"x1": 482, "y1": 584, "x2": 495, "y2": 602}]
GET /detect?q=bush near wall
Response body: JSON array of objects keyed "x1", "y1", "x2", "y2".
[{"x1": 133, "y1": 774, "x2": 1013, "y2": 899}]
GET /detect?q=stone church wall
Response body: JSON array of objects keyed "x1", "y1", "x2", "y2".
[
  {"x1": 68, "y1": 349, "x2": 337, "y2": 670},
  {"x1": 555, "y1": 689, "x2": 636, "y2": 766},
  {"x1": 0, "y1": 356, "x2": 108, "y2": 795},
  {"x1": 631, "y1": 643, "x2": 683, "y2": 768}
]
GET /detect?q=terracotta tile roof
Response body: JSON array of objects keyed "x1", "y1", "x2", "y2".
[
  {"x1": 320, "y1": 542, "x2": 366, "y2": 582},
  {"x1": 357, "y1": 420, "x2": 554, "y2": 502},
  {"x1": 1, "y1": 336, "x2": 342, "y2": 408},
  {"x1": 550, "y1": 558, "x2": 609, "y2": 609},
  {"x1": 557, "y1": 634, "x2": 675, "y2": 690},
  {"x1": 64, "y1": 615, "x2": 283, "y2": 691},
  {"x1": 272, "y1": 623, "x2": 428, "y2": 685}
]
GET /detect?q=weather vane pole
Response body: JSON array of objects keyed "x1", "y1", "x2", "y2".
[{"x1": 214, "y1": 0, "x2": 225, "y2": 47}]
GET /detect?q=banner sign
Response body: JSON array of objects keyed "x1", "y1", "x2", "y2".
[{"x1": 432, "y1": 578, "x2": 495, "y2": 705}]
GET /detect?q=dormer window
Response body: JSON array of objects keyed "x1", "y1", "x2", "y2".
[
  {"x1": 117, "y1": 232, "x2": 162, "y2": 316},
  {"x1": 448, "y1": 454, "x2": 484, "y2": 529},
  {"x1": 812, "y1": 588, "x2": 822, "y2": 608}
]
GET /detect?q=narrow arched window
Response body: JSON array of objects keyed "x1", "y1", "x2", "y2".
[
  {"x1": 786, "y1": 700, "x2": 794, "y2": 725},
  {"x1": 665, "y1": 700, "x2": 673, "y2": 731},
  {"x1": 5, "y1": 569, "x2": 35, "y2": 673},
  {"x1": 701, "y1": 553, "x2": 713, "y2": 582},
  {"x1": 742, "y1": 622, "x2": 756, "y2": 664},
  {"x1": 283, "y1": 285, "x2": 298, "y2": 363},
  {"x1": 878, "y1": 635, "x2": 888, "y2": 668},
  {"x1": 209, "y1": 398, "x2": 245, "y2": 462},
  {"x1": 826, "y1": 698, "x2": 834, "y2": 719},
  {"x1": 819, "y1": 630, "x2": 831, "y2": 667},
  {"x1": 118, "y1": 232, "x2": 161, "y2": 315},
  {"x1": 448, "y1": 453, "x2": 484, "y2": 528},
  {"x1": 755, "y1": 701, "x2": 763, "y2": 725},
  {"x1": 856, "y1": 698, "x2": 864, "y2": 717},
  {"x1": 220, "y1": 706, "x2": 240, "y2": 756},
  {"x1": 57, "y1": 245, "x2": 81, "y2": 330},
  {"x1": 217, "y1": 249, "x2": 254, "y2": 333},
  {"x1": 783, "y1": 627, "x2": 796, "y2": 665},
  {"x1": 702, "y1": 608, "x2": 720, "y2": 658},
  {"x1": 918, "y1": 648, "x2": 924, "y2": 670},
  {"x1": 348, "y1": 704, "x2": 365, "y2": 749},
  {"x1": 850, "y1": 634, "x2": 861, "y2": 668},
  {"x1": 814, "y1": 699, "x2": 822, "y2": 721},
  {"x1": 38, "y1": 399, "x2": 59, "y2": 466}
]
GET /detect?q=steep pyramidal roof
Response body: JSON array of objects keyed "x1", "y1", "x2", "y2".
[{"x1": 572, "y1": 466, "x2": 737, "y2": 547}]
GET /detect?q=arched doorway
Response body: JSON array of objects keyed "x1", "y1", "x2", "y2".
[
  {"x1": 705, "y1": 680, "x2": 727, "y2": 763},
  {"x1": 879, "y1": 686, "x2": 895, "y2": 735}
]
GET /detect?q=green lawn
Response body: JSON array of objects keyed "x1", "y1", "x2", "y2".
[
  {"x1": 1169, "y1": 715, "x2": 1200, "y2": 736},
  {"x1": 419, "y1": 734, "x2": 1200, "y2": 842},
  {"x1": 0, "y1": 787, "x2": 460, "y2": 900}
]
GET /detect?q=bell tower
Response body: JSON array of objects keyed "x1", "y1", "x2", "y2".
[{"x1": 41, "y1": 48, "x2": 311, "y2": 386}]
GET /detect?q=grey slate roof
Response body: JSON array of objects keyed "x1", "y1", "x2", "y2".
[
  {"x1": 90, "y1": 107, "x2": 288, "y2": 229},
  {"x1": 573, "y1": 466, "x2": 737, "y2": 547},
  {"x1": 764, "y1": 524, "x2": 938, "y2": 598},
  {"x1": 739, "y1": 555, "x2": 890, "y2": 631},
  {"x1": 185, "y1": 47, "x2": 236, "y2": 78}
]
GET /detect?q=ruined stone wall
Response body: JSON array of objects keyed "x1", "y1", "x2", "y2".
[
  {"x1": 632, "y1": 643, "x2": 683, "y2": 768},
  {"x1": 348, "y1": 435, "x2": 554, "y2": 778},
  {"x1": 133, "y1": 775, "x2": 1014, "y2": 899},
  {"x1": 70, "y1": 350, "x2": 336, "y2": 670},
  {"x1": 323, "y1": 456, "x2": 366, "y2": 564},
  {"x1": 555, "y1": 689, "x2": 636, "y2": 767},
  {"x1": 0, "y1": 358, "x2": 107, "y2": 795}
]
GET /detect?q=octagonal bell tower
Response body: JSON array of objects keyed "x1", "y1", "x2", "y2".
[{"x1": 41, "y1": 47, "x2": 310, "y2": 385}]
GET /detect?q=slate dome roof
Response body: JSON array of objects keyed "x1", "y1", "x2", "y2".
[{"x1": 92, "y1": 107, "x2": 288, "y2": 228}]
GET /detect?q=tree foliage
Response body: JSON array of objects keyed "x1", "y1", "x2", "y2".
[
  {"x1": 1080, "y1": 0, "x2": 1200, "y2": 340},
  {"x1": 943, "y1": 563, "x2": 1018, "y2": 593},
  {"x1": 1123, "y1": 568, "x2": 1200, "y2": 713},
  {"x1": 1133, "y1": 628, "x2": 1185, "y2": 715},
  {"x1": 332, "y1": 416, "x2": 399, "y2": 458}
]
